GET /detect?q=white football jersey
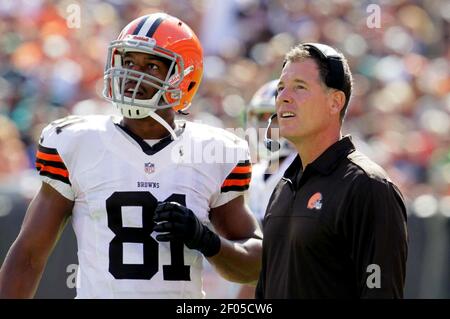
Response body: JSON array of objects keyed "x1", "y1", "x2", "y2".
[
  {"x1": 35, "y1": 115, "x2": 251, "y2": 299},
  {"x1": 247, "y1": 153, "x2": 297, "y2": 222}
]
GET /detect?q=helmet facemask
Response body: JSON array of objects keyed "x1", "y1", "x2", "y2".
[
  {"x1": 103, "y1": 36, "x2": 194, "y2": 139},
  {"x1": 103, "y1": 37, "x2": 185, "y2": 116}
]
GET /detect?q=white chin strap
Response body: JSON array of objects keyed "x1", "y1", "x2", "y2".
[
  {"x1": 148, "y1": 109, "x2": 178, "y2": 140},
  {"x1": 114, "y1": 95, "x2": 178, "y2": 141}
]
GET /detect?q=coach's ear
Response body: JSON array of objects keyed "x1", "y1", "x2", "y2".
[{"x1": 329, "y1": 90, "x2": 345, "y2": 117}]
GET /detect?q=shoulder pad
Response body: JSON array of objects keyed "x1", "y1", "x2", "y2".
[
  {"x1": 186, "y1": 121, "x2": 249, "y2": 150},
  {"x1": 40, "y1": 115, "x2": 112, "y2": 148}
]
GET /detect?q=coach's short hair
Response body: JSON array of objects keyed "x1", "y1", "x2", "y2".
[{"x1": 282, "y1": 43, "x2": 353, "y2": 123}]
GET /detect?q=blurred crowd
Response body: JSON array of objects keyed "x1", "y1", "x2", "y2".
[{"x1": 0, "y1": 0, "x2": 449, "y2": 210}]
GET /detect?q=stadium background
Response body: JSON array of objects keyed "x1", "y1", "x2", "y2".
[{"x1": 0, "y1": 0, "x2": 448, "y2": 298}]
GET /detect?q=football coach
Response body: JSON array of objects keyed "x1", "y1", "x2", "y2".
[{"x1": 256, "y1": 43, "x2": 408, "y2": 299}]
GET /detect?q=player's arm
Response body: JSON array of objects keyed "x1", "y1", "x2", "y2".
[
  {"x1": 345, "y1": 177, "x2": 408, "y2": 298},
  {"x1": 0, "y1": 182, "x2": 73, "y2": 298},
  {"x1": 206, "y1": 195, "x2": 262, "y2": 284}
]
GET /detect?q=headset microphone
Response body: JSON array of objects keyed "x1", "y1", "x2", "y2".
[{"x1": 264, "y1": 113, "x2": 281, "y2": 152}]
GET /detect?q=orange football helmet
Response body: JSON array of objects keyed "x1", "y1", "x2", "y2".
[{"x1": 103, "y1": 13, "x2": 203, "y2": 124}]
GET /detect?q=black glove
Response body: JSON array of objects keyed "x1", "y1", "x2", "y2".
[{"x1": 153, "y1": 202, "x2": 221, "y2": 257}]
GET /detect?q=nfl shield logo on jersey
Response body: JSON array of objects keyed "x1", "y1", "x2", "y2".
[{"x1": 144, "y1": 162, "x2": 155, "y2": 174}]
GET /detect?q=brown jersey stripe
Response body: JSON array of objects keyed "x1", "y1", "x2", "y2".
[
  {"x1": 36, "y1": 151, "x2": 63, "y2": 163},
  {"x1": 221, "y1": 185, "x2": 250, "y2": 193},
  {"x1": 225, "y1": 172, "x2": 251, "y2": 180},
  {"x1": 37, "y1": 170, "x2": 71, "y2": 185},
  {"x1": 36, "y1": 163, "x2": 69, "y2": 178},
  {"x1": 37, "y1": 144, "x2": 64, "y2": 163},
  {"x1": 35, "y1": 158, "x2": 67, "y2": 169},
  {"x1": 38, "y1": 144, "x2": 59, "y2": 154},
  {"x1": 236, "y1": 160, "x2": 250, "y2": 167},
  {"x1": 222, "y1": 161, "x2": 252, "y2": 189},
  {"x1": 229, "y1": 166, "x2": 251, "y2": 174}
]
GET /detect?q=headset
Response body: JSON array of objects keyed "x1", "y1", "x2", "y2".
[
  {"x1": 264, "y1": 43, "x2": 345, "y2": 151},
  {"x1": 264, "y1": 113, "x2": 280, "y2": 152}
]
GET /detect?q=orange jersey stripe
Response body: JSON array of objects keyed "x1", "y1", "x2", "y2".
[
  {"x1": 36, "y1": 151, "x2": 63, "y2": 163},
  {"x1": 222, "y1": 178, "x2": 251, "y2": 187},
  {"x1": 36, "y1": 163, "x2": 69, "y2": 178},
  {"x1": 230, "y1": 166, "x2": 251, "y2": 174}
]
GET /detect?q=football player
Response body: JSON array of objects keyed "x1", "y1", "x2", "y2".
[{"x1": 0, "y1": 13, "x2": 262, "y2": 299}]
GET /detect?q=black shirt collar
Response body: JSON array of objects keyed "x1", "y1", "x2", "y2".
[
  {"x1": 284, "y1": 135, "x2": 356, "y2": 181},
  {"x1": 309, "y1": 135, "x2": 356, "y2": 175}
]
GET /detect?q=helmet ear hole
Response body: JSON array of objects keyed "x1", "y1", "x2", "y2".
[{"x1": 187, "y1": 81, "x2": 196, "y2": 92}]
